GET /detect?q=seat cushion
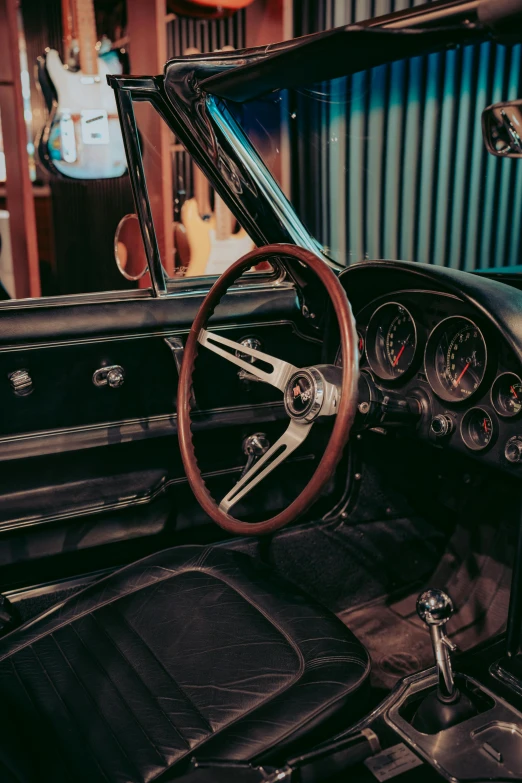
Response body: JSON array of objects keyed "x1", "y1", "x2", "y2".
[{"x1": 0, "y1": 545, "x2": 369, "y2": 783}]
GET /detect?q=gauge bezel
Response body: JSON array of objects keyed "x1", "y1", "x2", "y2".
[
  {"x1": 424, "y1": 316, "x2": 488, "y2": 403},
  {"x1": 491, "y1": 372, "x2": 522, "y2": 419},
  {"x1": 460, "y1": 407, "x2": 496, "y2": 452},
  {"x1": 365, "y1": 301, "x2": 418, "y2": 382}
]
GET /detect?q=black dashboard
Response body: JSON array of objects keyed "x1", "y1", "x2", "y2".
[{"x1": 339, "y1": 261, "x2": 522, "y2": 477}]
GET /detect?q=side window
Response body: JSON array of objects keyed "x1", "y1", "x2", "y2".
[{"x1": 131, "y1": 100, "x2": 262, "y2": 284}]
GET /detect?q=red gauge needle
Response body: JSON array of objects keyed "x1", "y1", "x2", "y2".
[
  {"x1": 393, "y1": 344, "x2": 406, "y2": 367},
  {"x1": 454, "y1": 362, "x2": 470, "y2": 387},
  {"x1": 483, "y1": 418, "x2": 489, "y2": 434},
  {"x1": 512, "y1": 385, "x2": 519, "y2": 399}
]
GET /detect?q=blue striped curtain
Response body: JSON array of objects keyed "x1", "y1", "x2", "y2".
[{"x1": 291, "y1": 0, "x2": 522, "y2": 270}]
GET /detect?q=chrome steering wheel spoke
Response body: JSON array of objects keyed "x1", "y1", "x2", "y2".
[
  {"x1": 219, "y1": 419, "x2": 313, "y2": 513},
  {"x1": 198, "y1": 329, "x2": 343, "y2": 515},
  {"x1": 198, "y1": 329, "x2": 298, "y2": 390}
]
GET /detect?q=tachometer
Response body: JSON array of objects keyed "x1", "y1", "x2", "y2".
[
  {"x1": 425, "y1": 316, "x2": 487, "y2": 402},
  {"x1": 366, "y1": 302, "x2": 417, "y2": 381}
]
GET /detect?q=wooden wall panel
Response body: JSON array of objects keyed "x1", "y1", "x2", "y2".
[{"x1": 0, "y1": 0, "x2": 40, "y2": 298}]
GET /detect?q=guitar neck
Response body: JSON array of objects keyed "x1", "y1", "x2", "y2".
[
  {"x1": 214, "y1": 192, "x2": 234, "y2": 241},
  {"x1": 193, "y1": 166, "x2": 212, "y2": 217},
  {"x1": 75, "y1": 0, "x2": 98, "y2": 75}
]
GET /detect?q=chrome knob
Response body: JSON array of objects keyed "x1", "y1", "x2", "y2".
[
  {"x1": 236, "y1": 336, "x2": 262, "y2": 363},
  {"x1": 93, "y1": 365, "x2": 125, "y2": 388},
  {"x1": 8, "y1": 369, "x2": 33, "y2": 397},
  {"x1": 236, "y1": 337, "x2": 262, "y2": 383},
  {"x1": 417, "y1": 588, "x2": 455, "y2": 626},
  {"x1": 241, "y1": 433, "x2": 270, "y2": 478},
  {"x1": 430, "y1": 414, "x2": 453, "y2": 438},
  {"x1": 107, "y1": 367, "x2": 125, "y2": 388},
  {"x1": 505, "y1": 435, "x2": 522, "y2": 464},
  {"x1": 417, "y1": 588, "x2": 458, "y2": 701}
]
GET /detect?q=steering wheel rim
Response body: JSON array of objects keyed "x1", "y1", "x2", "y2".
[{"x1": 177, "y1": 244, "x2": 359, "y2": 535}]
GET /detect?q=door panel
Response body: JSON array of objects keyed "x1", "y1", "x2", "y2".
[{"x1": 0, "y1": 281, "x2": 329, "y2": 585}]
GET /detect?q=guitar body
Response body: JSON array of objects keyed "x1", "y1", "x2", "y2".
[
  {"x1": 37, "y1": 50, "x2": 126, "y2": 180},
  {"x1": 181, "y1": 197, "x2": 254, "y2": 277}
]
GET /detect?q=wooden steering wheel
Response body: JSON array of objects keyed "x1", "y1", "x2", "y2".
[{"x1": 177, "y1": 244, "x2": 359, "y2": 535}]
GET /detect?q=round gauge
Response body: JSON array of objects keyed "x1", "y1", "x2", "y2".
[
  {"x1": 492, "y1": 372, "x2": 522, "y2": 418},
  {"x1": 461, "y1": 408, "x2": 495, "y2": 451},
  {"x1": 335, "y1": 329, "x2": 365, "y2": 368},
  {"x1": 425, "y1": 317, "x2": 487, "y2": 402},
  {"x1": 366, "y1": 302, "x2": 417, "y2": 381}
]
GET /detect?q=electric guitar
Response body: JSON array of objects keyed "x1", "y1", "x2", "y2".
[
  {"x1": 182, "y1": 166, "x2": 254, "y2": 277},
  {"x1": 37, "y1": 0, "x2": 126, "y2": 180}
]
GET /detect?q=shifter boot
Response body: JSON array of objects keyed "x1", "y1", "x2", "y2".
[{"x1": 412, "y1": 688, "x2": 478, "y2": 734}]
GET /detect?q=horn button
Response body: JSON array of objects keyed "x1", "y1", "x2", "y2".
[{"x1": 284, "y1": 368, "x2": 325, "y2": 422}]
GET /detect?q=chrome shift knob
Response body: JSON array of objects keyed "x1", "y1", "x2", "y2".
[
  {"x1": 417, "y1": 588, "x2": 455, "y2": 626},
  {"x1": 417, "y1": 588, "x2": 458, "y2": 702}
]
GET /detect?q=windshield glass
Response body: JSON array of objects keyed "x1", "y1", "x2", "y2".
[{"x1": 231, "y1": 41, "x2": 522, "y2": 271}]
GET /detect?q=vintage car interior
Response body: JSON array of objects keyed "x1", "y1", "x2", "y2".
[{"x1": 4, "y1": 0, "x2": 522, "y2": 781}]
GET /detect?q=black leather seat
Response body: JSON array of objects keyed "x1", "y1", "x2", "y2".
[{"x1": 0, "y1": 546, "x2": 370, "y2": 783}]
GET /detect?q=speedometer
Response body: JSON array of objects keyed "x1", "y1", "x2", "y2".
[
  {"x1": 425, "y1": 316, "x2": 487, "y2": 402},
  {"x1": 366, "y1": 302, "x2": 417, "y2": 381}
]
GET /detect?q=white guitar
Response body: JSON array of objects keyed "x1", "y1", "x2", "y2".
[
  {"x1": 182, "y1": 167, "x2": 254, "y2": 277},
  {"x1": 37, "y1": 0, "x2": 126, "y2": 180}
]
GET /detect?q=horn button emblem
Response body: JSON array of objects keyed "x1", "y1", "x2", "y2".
[{"x1": 284, "y1": 369, "x2": 324, "y2": 422}]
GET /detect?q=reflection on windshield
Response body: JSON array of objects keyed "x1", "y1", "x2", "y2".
[{"x1": 234, "y1": 40, "x2": 522, "y2": 272}]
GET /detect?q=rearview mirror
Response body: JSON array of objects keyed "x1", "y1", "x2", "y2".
[{"x1": 482, "y1": 100, "x2": 522, "y2": 158}]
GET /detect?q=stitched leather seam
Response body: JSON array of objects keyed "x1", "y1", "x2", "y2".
[
  {"x1": 195, "y1": 547, "x2": 211, "y2": 569},
  {"x1": 8, "y1": 657, "x2": 77, "y2": 782},
  {"x1": 52, "y1": 629, "x2": 142, "y2": 782},
  {"x1": 0, "y1": 566, "x2": 201, "y2": 662},
  {"x1": 115, "y1": 609, "x2": 213, "y2": 734},
  {"x1": 24, "y1": 644, "x2": 112, "y2": 783},
  {"x1": 306, "y1": 655, "x2": 368, "y2": 670},
  {"x1": 76, "y1": 613, "x2": 174, "y2": 766},
  {"x1": 196, "y1": 567, "x2": 305, "y2": 678},
  {"x1": 91, "y1": 609, "x2": 191, "y2": 750},
  {"x1": 249, "y1": 653, "x2": 372, "y2": 764}
]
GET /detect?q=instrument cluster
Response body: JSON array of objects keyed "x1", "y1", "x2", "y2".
[{"x1": 340, "y1": 291, "x2": 522, "y2": 472}]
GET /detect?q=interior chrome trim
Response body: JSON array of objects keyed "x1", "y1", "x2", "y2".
[{"x1": 0, "y1": 402, "x2": 287, "y2": 462}]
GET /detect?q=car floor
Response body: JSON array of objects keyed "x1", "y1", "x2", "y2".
[
  {"x1": 339, "y1": 520, "x2": 513, "y2": 690},
  {"x1": 6, "y1": 435, "x2": 516, "y2": 702}
]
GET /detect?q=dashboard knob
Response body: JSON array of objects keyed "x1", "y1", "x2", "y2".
[
  {"x1": 107, "y1": 367, "x2": 125, "y2": 388},
  {"x1": 8, "y1": 369, "x2": 33, "y2": 397},
  {"x1": 431, "y1": 414, "x2": 454, "y2": 438},
  {"x1": 505, "y1": 435, "x2": 522, "y2": 464}
]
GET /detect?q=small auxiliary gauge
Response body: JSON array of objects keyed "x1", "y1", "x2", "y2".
[
  {"x1": 461, "y1": 408, "x2": 495, "y2": 451},
  {"x1": 492, "y1": 373, "x2": 522, "y2": 418}
]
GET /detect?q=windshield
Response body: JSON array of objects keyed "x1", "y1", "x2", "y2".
[{"x1": 230, "y1": 41, "x2": 522, "y2": 272}]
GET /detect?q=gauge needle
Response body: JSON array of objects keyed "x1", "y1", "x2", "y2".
[
  {"x1": 483, "y1": 418, "x2": 489, "y2": 433},
  {"x1": 393, "y1": 344, "x2": 406, "y2": 367},
  {"x1": 512, "y1": 385, "x2": 519, "y2": 399},
  {"x1": 393, "y1": 335, "x2": 410, "y2": 367},
  {"x1": 454, "y1": 362, "x2": 470, "y2": 387}
]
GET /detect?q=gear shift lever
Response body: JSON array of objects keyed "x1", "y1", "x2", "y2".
[
  {"x1": 412, "y1": 588, "x2": 477, "y2": 733},
  {"x1": 416, "y1": 588, "x2": 458, "y2": 702}
]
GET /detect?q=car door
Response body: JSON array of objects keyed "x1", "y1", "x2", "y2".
[{"x1": 0, "y1": 257, "x2": 338, "y2": 589}]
